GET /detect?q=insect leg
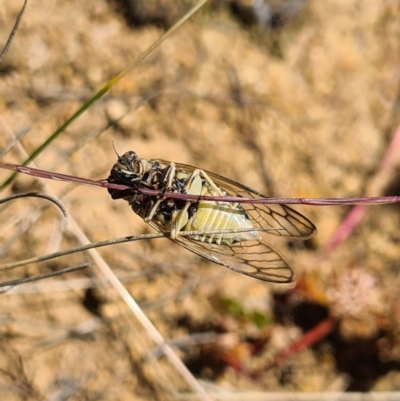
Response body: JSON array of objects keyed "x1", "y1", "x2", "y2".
[
  {"x1": 199, "y1": 170, "x2": 241, "y2": 210},
  {"x1": 170, "y1": 204, "x2": 189, "y2": 239},
  {"x1": 162, "y1": 162, "x2": 177, "y2": 188},
  {"x1": 143, "y1": 198, "x2": 163, "y2": 222},
  {"x1": 170, "y1": 168, "x2": 202, "y2": 239},
  {"x1": 144, "y1": 163, "x2": 177, "y2": 223}
]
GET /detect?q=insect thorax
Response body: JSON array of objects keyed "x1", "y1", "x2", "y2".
[
  {"x1": 108, "y1": 154, "x2": 197, "y2": 225},
  {"x1": 129, "y1": 167, "x2": 199, "y2": 227}
]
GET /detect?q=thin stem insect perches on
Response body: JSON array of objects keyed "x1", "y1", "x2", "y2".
[
  {"x1": 1, "y1": 161, "x2": 400, "y2": 206},
  {"x1": 0, "y1": 227, "x2": 282, "y2": 272}
]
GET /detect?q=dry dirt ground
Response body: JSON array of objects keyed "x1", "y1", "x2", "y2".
[{"x1": 1, "y1": 0, "x2": 400, "y2": 400}]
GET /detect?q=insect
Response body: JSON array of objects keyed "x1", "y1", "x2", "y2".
[{"x1": 107, "y1": 151, "x2": 317, "y2": 283}]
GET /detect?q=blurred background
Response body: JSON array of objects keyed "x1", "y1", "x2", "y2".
[{"x1": 1, "y1": 0, "x2": 400, "y2": 399}]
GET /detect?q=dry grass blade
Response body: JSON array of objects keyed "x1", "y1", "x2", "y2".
[
  {"x1": 0, "y1": 126, "x2": 30, "y2": 159},
  {"x1": 0, "y1": 191, "x2": 67, "y2": 217},
  {"x1": 0, "y1": 263, "x2": 90, "y2": 290},
  {"x1": 0, "y1": 227, "x2": 281, "y2": 272},
  {"x1": 0, "y1": 0, "x2": 27, "y2": 64}
]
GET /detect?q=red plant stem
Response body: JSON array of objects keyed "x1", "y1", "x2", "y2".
[
  {"x1": 320, "y1": 122, "x2": 400, "y2": 255},
  {"x1": 220, "y1": 352, "x2": 250, "y2": 376},
  {"x1": 272, "y1": 316, "x2": 336, "y2": 366},
  {"x1": 1, "y1": 161, "x2": 400, "y2": 206},
  {"x1": 320, "y1": 205, "x2": 367, "y2": 255}
]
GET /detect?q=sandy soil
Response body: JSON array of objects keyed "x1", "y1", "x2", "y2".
[{"x1": 1, "y1": 0, "x2": 400, "y2": 399}]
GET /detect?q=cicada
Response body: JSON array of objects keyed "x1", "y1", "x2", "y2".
[{"x1": 107, "y1": 151, "x2": 316, "y2": 283}]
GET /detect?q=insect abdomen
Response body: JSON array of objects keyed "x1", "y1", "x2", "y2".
[{"x1": 184, "y1": 201, "x2": 259, "y2": 245}]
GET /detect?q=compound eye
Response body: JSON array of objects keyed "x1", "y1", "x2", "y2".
[
  {"x1": 125, "y1": 150, "x2": 136, "y2": 160},
  {"x1": 118, "y1": 151, "x2": 137, "y2": 169}
]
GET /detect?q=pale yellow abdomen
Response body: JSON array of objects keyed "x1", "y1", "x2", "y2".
[{"x1": 184, "y1": 201, "x2": 259, "y2": 245}]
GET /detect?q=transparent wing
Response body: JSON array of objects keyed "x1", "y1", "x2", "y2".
[
  {"x1": 157, "y1": 160, "x2": 317, "y2": 239},
  {"x1": 148, "y1": 221, "x2": 294, "y2": 283}
]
